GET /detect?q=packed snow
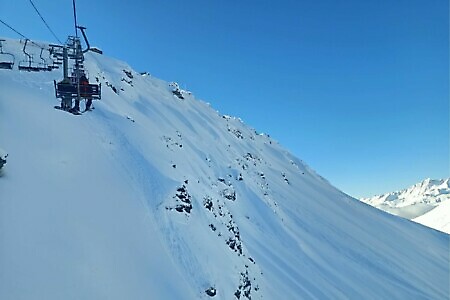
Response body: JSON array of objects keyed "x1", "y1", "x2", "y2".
[
  {"x1": 0, "y1": 37, "x2": 449, "y2": 299},
  {"x1": 361, "y1": 178, "x2": 450, "y2": 233}
]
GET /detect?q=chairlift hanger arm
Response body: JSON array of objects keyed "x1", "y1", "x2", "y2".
[
  {"x1": 77, "y1": 26, "x2": 91, "y2": 53},
  {"x1": 0, "y1": 39, "x2": 15, "y2": 58},
  {"x1": 0, "y1": 39, "x2": 15, "y2": 69},
  {"x1": 22, "y1": 39, "x2": 32, "y2": 63}
]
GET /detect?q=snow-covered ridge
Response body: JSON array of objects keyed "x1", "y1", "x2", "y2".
[
  {"x1": 360, "y1": 178, "x2": 450, "y2": 233},
  {"x1": 361, "y1": 178, "x2": 450, "y2": 207},
  {"x1": 0, "y1": 37, "x2": 449, "y2": 299}
]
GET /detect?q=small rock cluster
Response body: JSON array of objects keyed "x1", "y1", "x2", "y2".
[
  {"x1": 161, "y1": 131, "x2": 183, "y2": 151},
  {"x1": 234, "y1": 266, "x2": 257, "y2": 300},
  {"x1": 169, "y1": 82, "x2": 191, "y2": 100},
  {"x1": 166, "y1": 184, "x2": 192, "y2": 214}
]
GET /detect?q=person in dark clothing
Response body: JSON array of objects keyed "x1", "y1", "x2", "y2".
[
  {"x1": 71, "y1": 99, "x2": 80, "y2": 113},
  {"x1": 80, "y1": 75, "x2": 93, "y2": 111},
  {"x1": 70, "y1": 75, "x2": 86, "y2": 113},
  {"x1": 85, "y1": 97, "x2": 92, "y2": 111}
]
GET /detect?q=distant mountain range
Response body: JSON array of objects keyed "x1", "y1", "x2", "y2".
[{"x1": 360, "y1": 178, "x2": 450, "y2": 233}]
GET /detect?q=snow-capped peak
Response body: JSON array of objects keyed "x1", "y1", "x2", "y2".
[
  {"x1": 361, "y1": 178, "x2": 450, "y2": 206},
  {"x1": 360, "y1": 178, "x2": 450, "y2": 232}
]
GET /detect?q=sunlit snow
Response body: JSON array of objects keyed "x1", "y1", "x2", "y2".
[{"x1": 0, "y1": 38, "x2": 448, "y2": 299}]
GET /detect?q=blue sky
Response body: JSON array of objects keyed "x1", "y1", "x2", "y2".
[{"x1": 1, "y1": 0, "x2": 448, "y2": 197}]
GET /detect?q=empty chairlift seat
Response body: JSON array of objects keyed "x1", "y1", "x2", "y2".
[
  {"x1": 18, "y1": 39, "x2": 39, "y2": 71},
  {"x1": 0, "y1": 39, "x2": 14, "y2": 70},
  {"x1": 18, "y1": 39, "x2": 50, "y2": 72}
]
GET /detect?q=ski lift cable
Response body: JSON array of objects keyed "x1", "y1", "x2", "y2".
[
  {"x1": 72, "y1": 0, "x2": 78, "y2": 38},
  {"x1": 27, "y1": 0, "x2": 63, "y2": 44},
  {"x1": 0, "y1": 18, "x2": 29, "y2": 41},
  {"x1": 0, "y1": 18, "x2": 48, "y2": 49}
]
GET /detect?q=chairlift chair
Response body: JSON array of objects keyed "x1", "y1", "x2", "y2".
[
  {"x1": 53, "y1": 27, "x2": 101, "y2": 110},
  {"x1": 54, "y1": 77, "x2": 101, "y2": 110},
  {"x1": 54, "y1": 74, "x2": 101, "y2": 105},
  {"x1": 49, "y1": 44, "x2": 64, "y2": 60},
  {"x1": 49, "y1": 44, "x2": 64, "y2": 69},
  {"x1": 38, "y1": 48, "x2": 52, "y2": 71},
  {"x1": 18, "y1": 39, "x2": 40, "y2": 72},
  {"x1": 89, "y1": 47, "x2": 103, "y2": 55},
  {"x1": 0, "y1": 39, "x2": 15, "y2": 70},
  {"x1": 18, "y1": 56, "x2": 41, "y2": 72}
]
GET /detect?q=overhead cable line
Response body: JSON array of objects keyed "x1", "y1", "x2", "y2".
[
  {"x1": 0, "y1": 18, "x2": 47, "y2": 49},
  {"x1": 72, "y1": 0, "x2": 78, "y2": 37},
  {"x1": 0, "y1": 18, "x2": 29, "y2": 40},
  {"x1": 28, "y1": 0, "x2": 63, "y2": 44}
]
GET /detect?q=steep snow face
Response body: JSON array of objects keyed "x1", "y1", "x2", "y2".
[
  {"x1": 0, "y1": 38, "x2": 449, "y2": 299},
  {"x1": 360, "y1": 178, "x2": 450, "y2": 233}
]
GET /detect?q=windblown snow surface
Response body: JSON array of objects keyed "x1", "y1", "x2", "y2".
[{"x1": 0, "y1": 38, "x2": 448, "y2": 300}]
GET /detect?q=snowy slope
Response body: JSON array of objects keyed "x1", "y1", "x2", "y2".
[
  {"x1": 361, "y1": 178, "x2": 450, "y2": 233},
  {"x1": 414, "y1": 199, "x2": 450, "y2": 234},
  {"x1": 0, "y1": 37, "x2": 449, "y2": 300}
]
